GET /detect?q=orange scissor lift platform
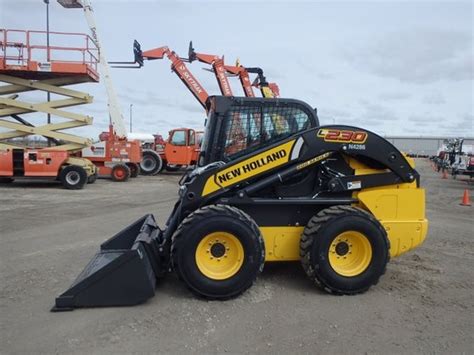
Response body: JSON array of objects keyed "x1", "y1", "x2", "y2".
[
  {"x1": 0, "y1": 28, "x2": 99, "y2": 81},
  {"x1": 0, "y1": 28, "x2": 99, "y2": 189}
]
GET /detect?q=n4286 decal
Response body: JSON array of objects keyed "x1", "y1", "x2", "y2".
[{"x1": 317, "y1": 129, "x2": 368, "y2": 144}]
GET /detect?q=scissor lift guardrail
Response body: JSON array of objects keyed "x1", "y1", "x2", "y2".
[{"x1": 0, "y1": 28, "x2": 99, "y2": 151}]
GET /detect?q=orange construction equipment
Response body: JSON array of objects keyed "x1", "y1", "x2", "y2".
[
  {"x1": 58, "y1": 0, "x2": 143, "y2": 182},
  {"x1": 224, "y1": 61, "x2": 280, "y2": 98},
  {"x1": 109, "y1": 41, "x2": 278, "y2": 171},
  {"x1": 186, "y1": 44, "x2": 233, "y2": 97},
  {"x1": 186, "y1": 43, "x2": 286, "y2": 156},
  {"x1": 186, "y1": 44, "x2": 264, "y2": 155},
  {"x1": 160, "y1": 128, "x2": 203, "y2": 169},
  {"x1": 133, "y1": 128, "x2": 203, "y2": 174},
  {"x1": 110, "y1": 42, "x2": 207, "y2": 172},
  {"x1": 111, "y1": 41, "x2": 209, "y2": 110},
  {"x1": 0, "y1": 28, "x2": 98, "y2": 189},
  {"x1": 460, "y1": 189, "x2": 471, "y2": 206},
  {"x1": 81, "y1": 124, "x2": 142, "y2": 180},
  {"x1": 187, "y1": 42, "x2": 280, "y2": 98}
]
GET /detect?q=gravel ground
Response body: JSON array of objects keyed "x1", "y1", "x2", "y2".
[{"x1": 1, "y1": 159, "x2": 473, "y2": 354}]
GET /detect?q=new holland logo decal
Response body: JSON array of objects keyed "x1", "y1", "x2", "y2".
[
  {"x1": 202, "y1": 140, "x2": 296, "y2": 196},
  {"x1": 217, "y1": 149, "x2": 287, "y2": 184}
]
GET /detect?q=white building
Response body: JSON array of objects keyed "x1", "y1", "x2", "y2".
[{"x1": 385, "y1": 136, "x2": 474, "y2": 156}]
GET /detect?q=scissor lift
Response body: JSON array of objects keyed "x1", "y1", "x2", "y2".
[{"x1": 0, "y1": 28, "x2": 99, "y2": 189}]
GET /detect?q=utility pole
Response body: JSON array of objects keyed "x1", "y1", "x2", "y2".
[
  {"x1": 129, "y1": 104, "x2": 133, "y2": 133},
  {"x1": 44, "y1": 0, "x2": 52, "y2": 146}
]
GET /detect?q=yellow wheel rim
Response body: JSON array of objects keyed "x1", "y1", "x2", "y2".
[
  {"x1": 328, "y1": 231, "x2": 372, "y2": 277},
  {"x1": 195, "y1": 232, "x2": 244, "y2": 280}
]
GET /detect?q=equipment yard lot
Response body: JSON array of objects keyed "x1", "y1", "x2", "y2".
[{"x1": 1, "y1": 159, "x2": 472, "y2": 354}]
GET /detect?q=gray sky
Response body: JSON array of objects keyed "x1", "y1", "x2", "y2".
[{"x1": 1, "y1": 0, "x2": 473, "y2": 139}]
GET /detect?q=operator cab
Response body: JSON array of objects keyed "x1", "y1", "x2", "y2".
[{"x1": 199, "y1": 96, "x2": 320, "y2": 166}]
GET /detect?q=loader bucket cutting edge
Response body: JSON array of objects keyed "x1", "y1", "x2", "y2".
[{"x1": 51, "y1": 214, "x2": 164, "y2": 312}]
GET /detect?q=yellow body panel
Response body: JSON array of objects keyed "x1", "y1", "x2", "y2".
[
  {"x1": 202, "y1": 139, "x2": 296, "y2": 196},
  {"x1": 355, "y1": 187, "x2": 428, "y2": 257},
  {"x1": 349, "y1": 156, "x2": 428, "y2": 258},
  {"x1": 256, "y1": 157, "x2": 427, "y2": 262},
  {"x1": 261, "y1": 226, "x2": 304, "y2": 261}
]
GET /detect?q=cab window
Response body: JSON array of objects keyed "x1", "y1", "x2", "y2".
[
  {"x1": 221, "y1": 105, "x2": 311, "y2": 160},
  {"x1": 189, "y1": 130, "x2": 195, "y2": 145},
  {"x1": 170, "y1": 130, "x2": 186, "y2": 146},
  {"x1": 262, "y1": 106, "x2": 309, "y2": 143}
]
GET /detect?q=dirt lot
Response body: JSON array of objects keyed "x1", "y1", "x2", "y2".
[{"x1": 1, "y1": 159, "x2": 472, "y2": 354}]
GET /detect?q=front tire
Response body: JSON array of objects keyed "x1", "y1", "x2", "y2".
[
  {"x1": 140, "y1": 150, "x2": 162, "y2": 175},
  {"x1": 171, "y1": 205, "x2": 265, "y2": 299},
  {"x1": 59, "y1": 165, "x2": 87, "y2": 190},
  {"x1": 300, "y1": 206, "x2": 389, "y2": 295},
  {"x1": 111, "y1": 163, "x2": 130, "y2": 182}
]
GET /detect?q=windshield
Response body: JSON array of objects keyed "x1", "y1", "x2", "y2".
[{"x1": 221, "y1": 105, "x2": 311, "y2": 160}]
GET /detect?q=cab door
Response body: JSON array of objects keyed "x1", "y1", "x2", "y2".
[
  {"x1": 164, "y1": 129, "x2": 189, "y2": 165},
  {"x1": 188, "y1": 129, "x2": 200, "y2": 163}
]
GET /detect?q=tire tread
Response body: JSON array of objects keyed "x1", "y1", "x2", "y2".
[
  {"x1": 171, "y1": 204, "x2": 265, "y2": 299},
  {"x1": 300, "y1": 205, "x2": 390, "y2": 295}
]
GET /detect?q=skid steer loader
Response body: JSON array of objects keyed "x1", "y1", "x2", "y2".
[{"x1": 52, "y1": 96, "x2": 428, "y2": 311}]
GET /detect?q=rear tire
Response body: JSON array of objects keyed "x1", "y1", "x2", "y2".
[
  {"x1": 127, "y1": 162, "x2": 140, "y2": 178},
  {"x1": 300, "y1": 205, "x2": 389, "y2": 295},
  {"x1": 140, "y1": 150, "x2": 162, "y2": 175},
  {"x1": 0, "y1": 177, "x2": 14, "y2": 183},
  {"x1": 59, "y1": 165, "x2": 87, "y2": 190},
  {"x1": 171, "y1": 205, "x2": 265, "y2": 299},
  {"x1": 111, "y1": 163, "x2": 130, "y2": 182}
]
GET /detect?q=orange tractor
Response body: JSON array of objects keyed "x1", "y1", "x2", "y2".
[
  {"x1": 151, "y1": 128, "x2": 203, "y2": 173},
  {"x1": 131, "y1": 128, "x2": 203, "y2": 175}
]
